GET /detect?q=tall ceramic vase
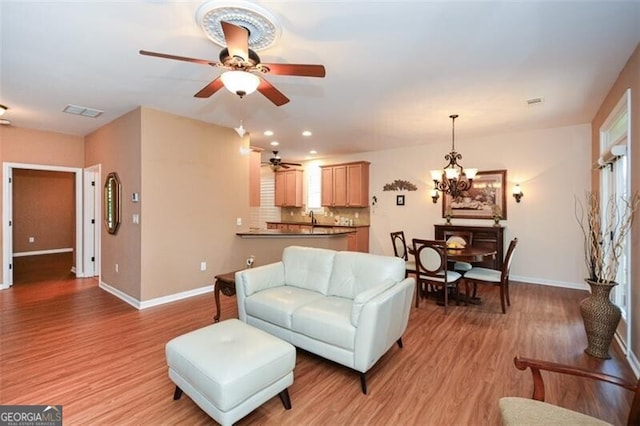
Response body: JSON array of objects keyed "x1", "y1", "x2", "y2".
[{"x1": 580, "y1": 279, "x2": 621, "y2": 359}]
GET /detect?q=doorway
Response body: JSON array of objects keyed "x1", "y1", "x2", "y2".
[{"x1": 2, "y1": 162, "x2": 85, "y2": 289}]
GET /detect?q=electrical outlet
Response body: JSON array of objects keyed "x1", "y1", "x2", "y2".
[
  {"x1": 236, "y1": 217, "x2": 242, "y2": 226},
  {"x1": 200, "y1": 261, "x2": 207, "y2": 271},
  {"x1": 132, "y1": 214, "x2": 140, "y2": 224},
  {"x1": 355, "y1": 212, "x2": 359, "y2": 219},
  {"x1": 115, "y1": 263, "x2": 119, "y2": 273},
  {"x1": 28, "y1": 237, "x2": 35, "y2": 243}
]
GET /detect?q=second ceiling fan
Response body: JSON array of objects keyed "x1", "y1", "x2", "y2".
[{"x1": 140, "y1": 21, "x2": 326, "y2": 106}]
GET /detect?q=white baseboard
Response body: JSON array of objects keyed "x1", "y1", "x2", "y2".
[
  {"x1": 13, "y1": 248, "x2": 74, "y2": 257},
  {"x1": 511, "y1": 274, "x2": 588, "y2": 291},
  {"x1": 99, "y1": 281, "x2": 213, "y2": 310}
]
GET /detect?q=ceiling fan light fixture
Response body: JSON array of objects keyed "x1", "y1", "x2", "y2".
[
  {"x1": 220, "y1": 70, "x2": 260, "y2": 98},
  {"x1": 0, "y1": 105, "x2": 7, "y2": 116}
]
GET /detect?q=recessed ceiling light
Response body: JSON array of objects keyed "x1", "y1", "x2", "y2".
[
  {"x1": 264, "y1": 130, "x2": 274, "y2": 136},
  {"x1": 302, "y1": 130, "x2": 312, "y2": 137},
  {"x1": 309, "y1": 150, "x2": 317, "y2": 154},
  {"x1": 270, "y1": 141, "x2": 279, "y2": 146}
]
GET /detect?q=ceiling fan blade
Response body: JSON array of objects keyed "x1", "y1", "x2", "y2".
[
  {"x1": 282, "y1": 162, "x2": 302, "y2": 167},
  {"x1": 257, "y1": 78, "x2": 290, "y2": 106},
  {"x1": 221, "y1": 21, "x2": 249, "y2": 61},
  {"x1": 260, "y1": 63, "x2": 326, "y2": 78},
  {"x1": 194, "y1": 77, "x2": 225, "y2": 98},
  {"x1": 280, "y1": 164, "x2": 291, "y2": 169},
  {"x1": 139, "y1": 50, "x2": 217, "y2": 67}
]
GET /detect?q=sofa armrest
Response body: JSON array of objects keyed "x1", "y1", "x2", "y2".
[
  {"x1": 351, "y1": 279, "x2": 397, "y2": 326},
  {"x1": 353, "y1": 277, "x2": 415, "y2": 372},
  {"x1": 235, "y1": 262, "x2": 285, "y2": 297},
  {"x1": 235, "y1": 262, "x2": 285, "y2": 322}
]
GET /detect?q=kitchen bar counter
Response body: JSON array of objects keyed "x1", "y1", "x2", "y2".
[
  {"x1": 266, "y1": 221, "x2": 369, "y2": 228},
  {"x1": 236, "y1": 228, "x2": 354, "y2": 237}
]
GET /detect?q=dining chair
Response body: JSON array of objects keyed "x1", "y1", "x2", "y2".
[
  {"x1": 390, "y1": 231, "x2": 417, "y2": 278},
  {"x1": 443, "y1": 230, "x2": 474, "y2": 273},
  {"x1": 463, "y1": 238, "x2": 518, "y2": 314},
  {"x1": 500, "y1": 355, "x2": 640, "y2": 425},
  {"x1": 412, "y1": 238, "x2": 464, "y2": 314}
]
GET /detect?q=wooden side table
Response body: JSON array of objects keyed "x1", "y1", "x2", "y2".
[{"x1": 213, "y1": 271, "x2": 238, "y2": 322}]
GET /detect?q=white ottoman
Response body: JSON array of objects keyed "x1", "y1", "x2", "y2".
[{"x1": 166, "y1": 319, "x2": 295, "y2": 426}]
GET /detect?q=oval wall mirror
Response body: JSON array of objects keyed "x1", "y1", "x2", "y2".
[{"x1": 104, "y1": 172, "x2": 122, "y2": 234}]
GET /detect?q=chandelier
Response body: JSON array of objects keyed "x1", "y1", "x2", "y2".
[{"x1": 430, "y1": 114, "x2": 477, "y2": 199}]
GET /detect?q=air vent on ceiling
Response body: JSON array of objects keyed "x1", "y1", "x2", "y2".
[
  {"x1": 63, "y1": 104, "x2": 104, "y2": 118},
  {"x1": 526, "y1": 97, "x2": 543, "y2": 105}
]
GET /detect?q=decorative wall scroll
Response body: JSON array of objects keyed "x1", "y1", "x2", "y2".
[{"x1": 383, "y1": 179, "x2": 418, "y2": 191}]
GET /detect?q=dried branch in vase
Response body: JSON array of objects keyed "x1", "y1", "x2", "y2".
[{"x1": 575, "y1": 191, "x2": 640, "y2": 283}]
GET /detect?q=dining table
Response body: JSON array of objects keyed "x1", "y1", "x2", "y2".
[{"x1": 408, "y1": 243, "x2": 498, "y2": 306}]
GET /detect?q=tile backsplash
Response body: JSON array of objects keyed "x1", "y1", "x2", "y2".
[{"x1": 281, "y1": 206, "x2": 370, "y2": 226}]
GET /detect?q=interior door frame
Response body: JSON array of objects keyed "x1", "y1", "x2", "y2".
[
  {"x1": 2, "y1": 162, "x2": 84, "y2": 289},
  {"x1": 83, "y1": 165, "x2": 101, "y2": 277}
]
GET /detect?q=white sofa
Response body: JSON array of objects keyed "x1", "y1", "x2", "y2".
[{"x1": 235, "y1": 246, "x2": 415, "y2": 394}]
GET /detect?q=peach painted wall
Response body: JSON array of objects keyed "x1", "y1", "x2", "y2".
[
  {"x1": 0, "y1": 126, "x2": 84, "y2": 285},
  {"x1": 12, "y1": 169, "x2": 75, "y2": 252},
  {"x1": 139, "y1": 108, "x2": 251, "y2": 301},
  {"x1": 591, "y1": 42, "x2": 640, "y2": 361},
  {"x1": 84, "y1": 108, "x2": 142, "y2": 300}
]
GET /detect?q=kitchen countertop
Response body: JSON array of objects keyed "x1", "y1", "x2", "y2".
[
  {"x1": 236, "y1": 228, "x2": 355, "y2": 237},
  {"x1": 266, "y1": 221, "x2": 369, "y2": 228}
]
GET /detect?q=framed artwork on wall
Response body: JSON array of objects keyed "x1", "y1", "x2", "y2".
[
  {"x1": 442, "y1": 169, "x2": 507, "y2": 220},
  {"x1": 396, "y1": 195, "x2": 405, "y2": 206}
]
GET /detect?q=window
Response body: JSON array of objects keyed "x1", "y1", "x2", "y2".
[
  {"x1": 307, "y1": 162, "x2": 323, "y2": 211},
  {"x1": 598, "y1": 89, "x2": 631, "y2": 350}
]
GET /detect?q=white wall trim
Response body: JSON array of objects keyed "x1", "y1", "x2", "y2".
[
  {"x1": 3, "y1": 162, "x2": 84, "y2": 287},
  {"x1": 99, "y1": 280, "x2": 213, "y2": 310},
  {"x1": 511, "y1": 275, "x2": 588, "y2": 291},
  {"x1": 13, "y1": 248, "x2": 74, "y2": 257}
]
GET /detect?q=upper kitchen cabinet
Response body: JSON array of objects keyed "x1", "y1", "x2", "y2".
[
  {"x1": 320, "y1": 161, "x2": 370, "y2": 207},
  {"x1": 274, "y1": 169, "x2": 303, "y2": 207}
]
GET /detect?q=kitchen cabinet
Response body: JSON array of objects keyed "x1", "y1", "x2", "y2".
[
  {"x1": 346, "y1": 226, "x2": 369, "y2": 252},
  {"x1": 320, "y1": 161, "x2": 370, "y2": 207},
  {"x1": 274, "y1": 169, "x2": 303, "y2": 207}
]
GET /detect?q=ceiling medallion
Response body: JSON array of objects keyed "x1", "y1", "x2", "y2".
[{"x1": 195, "y1": 0, "x2": 281, "y2": 51}]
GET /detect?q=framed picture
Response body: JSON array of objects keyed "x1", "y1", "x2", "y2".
[
  {"x1": 396, "y1": 195, "x2": 405, "y2": 206},
  {"x1": 442, "y1": 169, "x2": 507, "y2": 219}
]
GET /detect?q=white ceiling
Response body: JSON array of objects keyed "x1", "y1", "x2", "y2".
[{"x1": 2, "y1": 1, "x2": 639, "y2": 163}]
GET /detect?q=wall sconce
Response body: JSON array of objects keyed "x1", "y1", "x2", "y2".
[
  {"x1": 430, "y1": 189, "x2": 440, "y2": 204},
  {"x1": 512, "y1": 184, "x2": 524, "y2": 203}
]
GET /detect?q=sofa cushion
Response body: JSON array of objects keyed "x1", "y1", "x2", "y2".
[
  {"x1": 327, "y1": 251, "x2": 405, "y2": 299},
  {"x1": 282, "y1": 246, "x2": 336, "y2": 295},
  {"x1": 291, "y1": 296, "x2": 355, "y2": 350},
  {"x1": 245, "y1": 286, "x2": 324, "y2": 329}
]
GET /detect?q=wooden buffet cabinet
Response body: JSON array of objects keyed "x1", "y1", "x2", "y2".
[
  {"x1": 434, "y1": 224, "x2": 505, "y2": 269},
  {"x1": 320, "y1": 161, "x2": 370, "y2": 207},
  {"x1": 274, "y1": 169, "x2": 303, "y2": 207}
]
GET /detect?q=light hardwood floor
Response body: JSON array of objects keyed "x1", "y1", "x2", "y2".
[{"x1": 0, "y1": 275, "x2": 635, "y2": 425}]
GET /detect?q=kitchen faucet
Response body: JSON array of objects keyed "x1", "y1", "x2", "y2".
[{"x1": 310, "y1": 210, "x2": 318, "y2": 225}]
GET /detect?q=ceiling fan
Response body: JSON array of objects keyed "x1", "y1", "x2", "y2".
[
  {"x1": 263, "y1": 151, "x2": 301, "y2": 171},
  {"x1": 140, "y1": 21, "x2": 326, "y2": 106}
]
